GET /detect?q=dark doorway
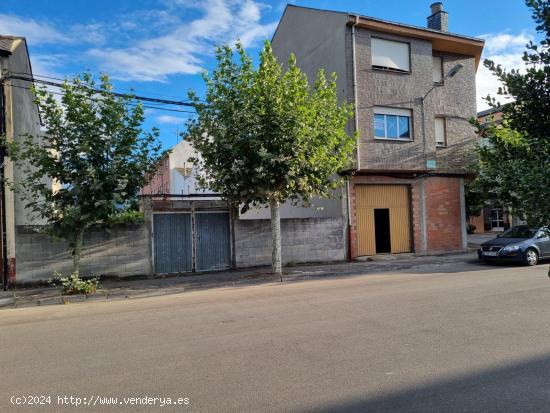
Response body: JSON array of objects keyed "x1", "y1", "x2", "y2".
[{"x1": 374, "y1": 208, "x2": 391, "y2": 254}]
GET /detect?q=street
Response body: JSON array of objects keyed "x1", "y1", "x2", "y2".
[{"x1": 2, "y1": 258, "x2": 550, "y2": 412}]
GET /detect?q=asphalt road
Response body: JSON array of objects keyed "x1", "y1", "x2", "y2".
[{"x1": 2, "y1": 258, "x2": 550, "y2": 412}]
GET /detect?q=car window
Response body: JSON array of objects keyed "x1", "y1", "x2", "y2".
[{"x1": 499, "y1": 226, "x2": 538, "y2": 239}]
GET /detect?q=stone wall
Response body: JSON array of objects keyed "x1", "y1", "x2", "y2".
[
  {"x1": 234, "y1": 217, "x2": 346, "y2": 268},
  {"x1": 14, "y1": 224, "x2": 151, "y2": 283}
]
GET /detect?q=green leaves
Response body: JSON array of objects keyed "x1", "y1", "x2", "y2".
[
  {"x1": 472, "y1": 0, "x2": 550, "y2": 226},
  {"x1": 5, "y1": 72, "x2": 165, "y2": 257},
  {"x1": 187, "y1": 41, "x2": 356, "y2": 210}
]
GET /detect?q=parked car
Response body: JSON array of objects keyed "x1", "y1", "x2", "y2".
[{"x1": 478, "y1": 225, "x2": 550, "y2": 266}]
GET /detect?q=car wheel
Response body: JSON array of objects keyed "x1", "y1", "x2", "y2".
[{"x1": 524, "y1": 249, "x2": 539, "y2": 266}]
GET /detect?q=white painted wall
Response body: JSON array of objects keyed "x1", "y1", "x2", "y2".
[{"x1": 168, "y1": 139, "x2": 215, "y2": 196}]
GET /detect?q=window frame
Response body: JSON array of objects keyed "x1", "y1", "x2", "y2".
[
  {"x1": 432, "y1": 55, "x2": 444, "y2": 85},
  {"x1": 435, "y1": 116, "x2": 447, "y2": 147},
  {"x1": 371, "y1": 37, "x2": 412, "y2": 74},
  {"x1": 373, "y1": 107, "x2": 413, "y2": 141}
]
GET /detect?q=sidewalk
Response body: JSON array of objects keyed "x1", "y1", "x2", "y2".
[
  {"x1": 0, "y1": 251, "x2": 477, "y2": 309},
  {"x1": 468, "y1": 233, "x2": 497, "y2": 247}
]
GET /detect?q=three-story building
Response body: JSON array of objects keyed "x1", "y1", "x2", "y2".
[{"x1": 272, "y1": 2, "x2": 484, "y2": 258}]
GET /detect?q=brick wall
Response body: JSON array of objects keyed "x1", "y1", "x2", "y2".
[
  {"x1": 14, "y1": 224, "x2": 152, "y2": 283},
  {"x1": 424, "y1": 176, "x2": 464, "y2": 251},
  {"x1": 234, "y1": 217, "x2": 346, "y2": 268},
  {"x1": 142, "y1": 156, "x2": 170, "y2": 195},
  {"x1": 349, "y1": 175, "x2": 466, "y2": 258}
]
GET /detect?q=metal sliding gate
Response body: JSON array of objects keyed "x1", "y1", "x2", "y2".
[{"x1": 153, "y1": 212, "x2": 231, "y2": 274}]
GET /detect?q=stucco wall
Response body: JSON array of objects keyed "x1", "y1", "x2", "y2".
[
  {"x1": 169, "y1": 139, "x2": 215, "y2": 196},
  {"x1": 272, "y1": 5, "x2": 349, "y2": 102},
  {"x1": 4, "y1": 40, "x2": 45, "y2": 226},
  {"x1": 15, "y1": 224, "x2": 151, "y2": 283}
]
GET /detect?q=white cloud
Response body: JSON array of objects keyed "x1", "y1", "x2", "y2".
[
  {"x1": 476, "y1": 31, "x2": 533, "y2": 111},
  {"x1": 87, "y1": 0, "x2": 277, "y2": 82},
  {"x1": 0, "y1": 14, "x2": 109, "y2": 48},
  {"x1": 0, "y1": 14, "x2": 70, "y2": 44},
  {"x1": 30, "y1": 54, "x2": 67, "y2": 78},
  {"x1": 156, "y1": 115, "x2": 187, "y2": 124},
  {"x1": 481, "y1": 32, "x2": 531, "y2": 55}
]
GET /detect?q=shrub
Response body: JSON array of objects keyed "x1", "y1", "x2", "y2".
[
  {"x1": 467, "y1": 224, "x2": 477, "y2": 234},
  {"x1": 107, "y1": 209, "x2": 144, "y2": 225},
  {"x1": 49, "y1": 272, "x2": 99, "y2": 295}
]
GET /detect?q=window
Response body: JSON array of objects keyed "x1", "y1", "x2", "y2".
[
  {"x1": 433, "y1": 56, "x2": 443, "y2": 84},
  {"x1": 374, "y1": 107, "x2": 412, "y2": 140},
  {"x1": 435, "y1": 117, "x2": 446, "y2": 146},
  {"x1": 371, "y1": 38, "x2": 410, "y2": 73}
]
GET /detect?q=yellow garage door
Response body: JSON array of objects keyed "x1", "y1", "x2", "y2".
[{"x1": 356, "y1": 185, "x2": 411, "y2": 256}]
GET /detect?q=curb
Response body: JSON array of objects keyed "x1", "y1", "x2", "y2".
[{"x1": 0, "y1": 297, "x2": 15, "y2": 307}]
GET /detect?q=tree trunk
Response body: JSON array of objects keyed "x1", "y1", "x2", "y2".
[
  {"x1": 72, "y1": 228, "x2": 84, "y2": 276},
  {"x1": 270, "y1": 198, "x2": 283, "y2": 281}
]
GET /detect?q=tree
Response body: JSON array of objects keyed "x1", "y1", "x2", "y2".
[
  {"x1": 6, "y1": 73, "x2": 165, "y2": 276},
  {"x1": 473, "y1": 0, "x2": 550, "y2": 227},
  {"x1": 187, "y1": 42, "x2": 355, "y2": 277}
]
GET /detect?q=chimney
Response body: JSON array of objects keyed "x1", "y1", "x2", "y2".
[{"x1": 427, "y1": 2, "x2": 448, "y2": 32}]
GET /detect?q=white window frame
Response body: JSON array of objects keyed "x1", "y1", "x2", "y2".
[
  {"x1": 371, "y1": 38, "x2": 411, "y2": 73},
  {"x1": 373, "y1": 107, "x2": 413, "y2": 141},
  {"x1": 435, "y1": 117, "x2": 447, "y2": 147}
]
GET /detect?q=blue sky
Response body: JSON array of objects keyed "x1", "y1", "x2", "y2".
[{"x1": 0, "y1": 0, "x2": 536, "y2": 149}]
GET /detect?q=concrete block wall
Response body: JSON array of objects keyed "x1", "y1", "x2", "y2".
[
  {"x1": 14, "y1": 224, "x2": 151, "y2": 283},
  {"x1": 234, "y1": 217, "x2": 346, "y2": 268}
]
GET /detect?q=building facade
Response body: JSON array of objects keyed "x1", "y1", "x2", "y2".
[
  {"x1": 0, "y1": 37, "x2": 48, "y2": 287},
  {"x1": 142, "y1": 139, "x2": 347, "y2": 273},
  {"x1": 142, "y1": 139, "x2": 215, "y2": 196},
  {"x1": 272, "y1": 2, "x2": 484, "y2": 258}
]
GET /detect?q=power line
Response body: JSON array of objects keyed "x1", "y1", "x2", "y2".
[
  {"x1": 4, "y1": 74, "x2": 200, "y2": 108},
  {"x1": 10, "y1": 70, "x2": 202, "y2": 104},
  {"x1": 4, "y1": 83, "x2": 197, "y2": 115}
]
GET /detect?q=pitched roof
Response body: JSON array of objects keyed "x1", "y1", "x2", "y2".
[{"x1": 280, "y1": 5, "x2": 485, "y2": 68}]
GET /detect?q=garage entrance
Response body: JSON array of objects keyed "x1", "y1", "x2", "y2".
[
  {"x1": 153, "y1": 212, "x2": 231, "y2": 274},
  {"x1": 356, "y1": 185, "x2": 412, "y2": 256}
]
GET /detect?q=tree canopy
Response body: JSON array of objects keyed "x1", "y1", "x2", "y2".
[
  {"x1": 6, "y1": 73, "x2": 165, "y2": 275},
  {"x1": 187, "y1": 42, "x2": 355, "y2": 275},
  {"x1": 472, "y1": 0, "x2": 550, "y2": 226}
]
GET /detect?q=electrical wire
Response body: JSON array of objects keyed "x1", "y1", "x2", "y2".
[
  {"x1": 4, "y1": 74, "x2": 200, "y2": 108},
  {"x1": 4, "y1": 83, "x2": 197, "y2": 115},
  {"x1": 9, "y1": 70, "x2": 202, "y2": 104}
]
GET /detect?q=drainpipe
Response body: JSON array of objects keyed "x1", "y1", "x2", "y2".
[
  {"x1": 347, "y1": 15, "x2": 360, "y2": 262},
  {"x1": 351, "y1": 15, "x2": 360, "y2": 170},
  {"x1": 0, "y1": 82, "x2": 7, "y2": 290}
]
